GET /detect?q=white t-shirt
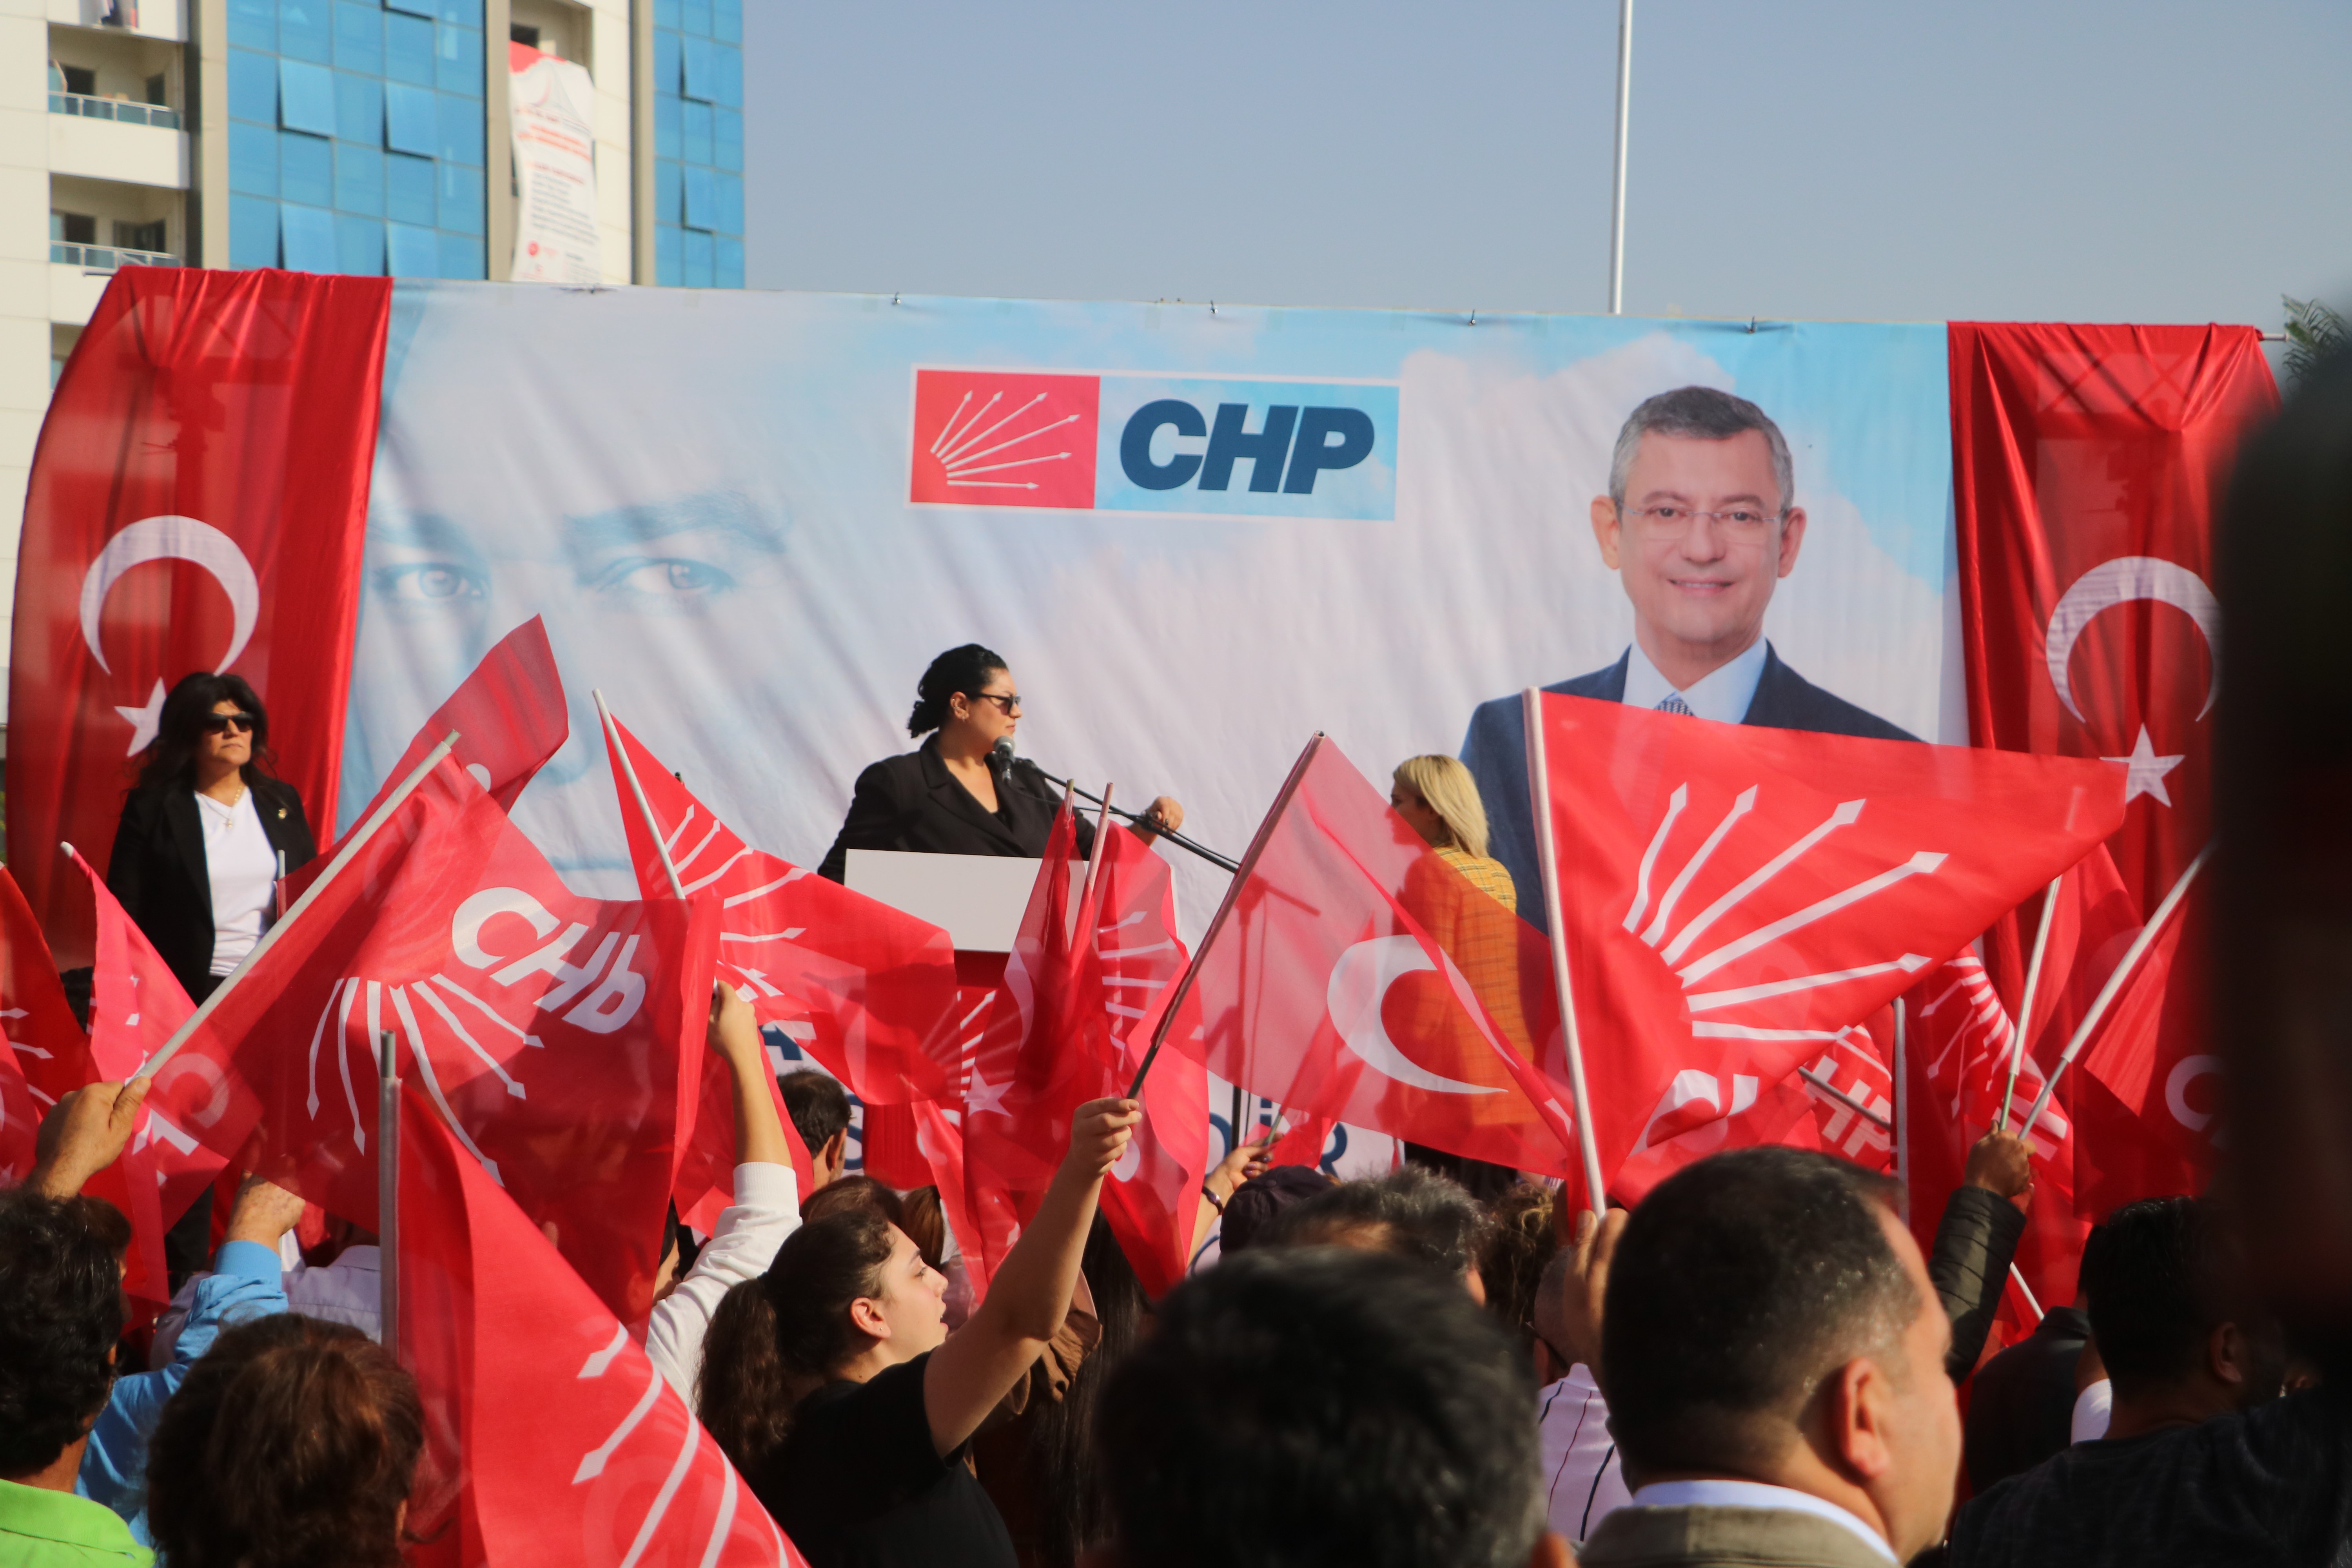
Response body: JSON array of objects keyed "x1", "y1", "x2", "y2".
[
  {"x1": 1538, "y1": 1365, "x2": 1634, "y2": 1541},
  {"x1": 194, "y1": 786, "x2": 278, "y2": 975}
]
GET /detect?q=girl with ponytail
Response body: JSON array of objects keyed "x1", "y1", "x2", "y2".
[{"x1": 699, "y1": 1096, "x2": 1142, "y2": 1568}]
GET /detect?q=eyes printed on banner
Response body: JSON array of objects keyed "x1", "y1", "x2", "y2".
[
  {"x1": 374, "y1": 560, "x2": 488, "y2": 607},
  {"x1": 591, "y1": 555, "x2": 737, "y2": 608}
]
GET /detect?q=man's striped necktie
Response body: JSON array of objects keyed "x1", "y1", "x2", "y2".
[{"x1": 1657, "y1": 692, "x2": 1693, "y2": 717}]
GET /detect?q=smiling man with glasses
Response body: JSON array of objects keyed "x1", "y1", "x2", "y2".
[{"x1": 1459, "y1": 386, "x2": 1916, "y2": 926}]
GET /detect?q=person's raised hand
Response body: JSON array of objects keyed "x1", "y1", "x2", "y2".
[
  {"x1": 224, "y1": 1174, "x2": 309, "y2": 1249},
  {"x1": 1963, "y1": 1129, "x2": 2035, "y2": 1210},
  {"x1": 31, "y1": 1077, "x2": 152, "y2": 1198},
  {"x1": 1064, "y1": 1098, "x2": 1143, "y2": 1180},
  {"x1": 1205, "y1": 1124, "x2": 1273, "y2": 1201},
  {"x1": 707, "y1": 977, "x2": 761, "y2": 1065},
  {"x1": 1557, "y1": 1206, "x2": 1628, "y2": 1375},
  {"x1": 1141, "y1": 796, "x2": 1185, "y2": 836}
]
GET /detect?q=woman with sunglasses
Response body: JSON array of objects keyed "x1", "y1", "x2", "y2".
[
  {"x1": 817, "y1": 644, "x2": 1183, "y2": 882},
  {"x1": 106, "y1": 673, "x2": 318, "y2": 1007}
]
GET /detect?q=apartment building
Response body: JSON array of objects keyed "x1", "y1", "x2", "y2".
[{"x1": 0, "y1": 0, "x2": 746, "y2": 703}]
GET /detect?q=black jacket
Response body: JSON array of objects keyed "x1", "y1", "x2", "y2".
[
  {"x1": 106, "y1": 774, "x2": 318, "y2": 999},
  {"x1": 1965, "y1": 1303, "x2": 2092, "y2": 1494},
  {"x1": 1930, "y1": 1183, "x2": 2030, "y2": 1382},
  {"x1": 817, "y1": 737, "x2": 1094, "y2": 883},
  {"x1": 1460, "y1": 643, "x2": 1920, "y2": 931}
]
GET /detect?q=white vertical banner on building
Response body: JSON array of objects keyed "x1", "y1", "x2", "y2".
[{"x1": 507, "y1": 43, "x2": 601, "y2": 285}]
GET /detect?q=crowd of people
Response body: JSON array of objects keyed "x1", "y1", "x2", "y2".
[{"x1": 5, "y1": 356, "x2": 2352, "y2": 1568}]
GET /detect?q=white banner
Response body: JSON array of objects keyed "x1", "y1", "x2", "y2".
[{"x1": 507, "y1": 44, "x2": 600, "y2": 285}]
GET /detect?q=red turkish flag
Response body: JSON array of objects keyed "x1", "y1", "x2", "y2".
[
  {"x1": 2077, "y1": 909, "x2": 2196, "y2": 1143},
  {"x1": 0, "y1": 1024, "x2": 38, "y2": 1185},
  {"x1": 397, "y1": 1098, "x2": 807, "y2": 1568},
  {"x1": 1951, "y1": 323, "x2": 2274, "y2": 1187},
  {"x1": 341, "y1": 615, "x2": 568, "y2": 838},
  {"x1": 65, "y1": 846, "x2": 227, "y2": 1307},
  {"x1": 604, "y1": 713, "x2": 960, "y2": 1107},
  {"x1": 1533, "y1": 692, "x2": 2127, "y2": 1205},
  {"x1": 1168, "y1": 738, "x2": 1577, "y2": 1180},
  {"x1": 147, "y1": 756, "x2": 718, "y2": 1324},
  {"x1": 8, "y1": 269, "x2": 392, "y2": 964}
]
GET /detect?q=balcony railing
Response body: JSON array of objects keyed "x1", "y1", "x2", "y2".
[
  {"x1": 51, "y1": 243, "x2": 180, "y2": 271},
  {"x1": 49, "y1": 92, "x2": 180, "y2": 129}
]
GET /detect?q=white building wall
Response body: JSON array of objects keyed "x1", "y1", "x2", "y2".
[{"x1": 0, "y1": 0, "x2": 56, "y2": 699}]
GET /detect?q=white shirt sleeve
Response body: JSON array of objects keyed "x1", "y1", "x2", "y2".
[{"x1": 644, "y1": 1162, "x2": 800, "y2": 1409}]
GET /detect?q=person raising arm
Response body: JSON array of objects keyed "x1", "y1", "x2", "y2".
[{"x1": 699, "y1": 1096, "x2": 1140, "y2": 1568}]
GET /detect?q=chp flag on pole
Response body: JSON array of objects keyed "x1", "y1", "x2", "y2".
[
  {"x1": 1159, "y1": 737, "x2": 1578, "y2": 1180},
  {"x1": 144, "y1": 754, "x2": 718, "y2": 1325},
  {"x1": 1528, "y1": 692, "x2": 2130, "y2": 1205},
  {"x1": 397, "y1": 1095, "x2": 807, "y2": 1568}
]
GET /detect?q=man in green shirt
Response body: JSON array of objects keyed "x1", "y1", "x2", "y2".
[{"x1": 0, "y1": 1078, "x2": 154, "y2": 1566}]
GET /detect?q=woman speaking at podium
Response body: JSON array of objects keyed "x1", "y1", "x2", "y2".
[{"x1": 817, "y1": 644, "x2": 1184, "y2": 882}]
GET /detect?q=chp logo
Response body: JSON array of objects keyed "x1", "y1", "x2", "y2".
[{"x1": 909, "y1": 368, "x2": 1398, "y2": 520}]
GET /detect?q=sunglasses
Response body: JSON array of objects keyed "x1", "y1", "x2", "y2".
[{"x1": 201, "y1": 711, "x2": 257, "y2": 735}]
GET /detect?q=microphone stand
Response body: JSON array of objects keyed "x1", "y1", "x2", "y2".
[{"x1": 1024, "y1": 764, "x2": 1239, "y2": 873}]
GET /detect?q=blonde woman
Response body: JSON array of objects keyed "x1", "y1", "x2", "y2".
[
  {"x1": 1390, "y1": 755, "x2": 1516, "y2": 912},
  {"x1": 1388, "y1": 757, "x2": 1537, "y2": 1144}
]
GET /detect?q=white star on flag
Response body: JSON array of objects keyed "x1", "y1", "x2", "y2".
[
  {"x1": 116, "y1": 679, "x2": 168, "y2": 755},
  {"x1": 2102, "y1": 724, "x2": 2186, "y2": 807},
  {"x1": 965, "y1": 1061, "x2": 1011, "y2": 1120}
]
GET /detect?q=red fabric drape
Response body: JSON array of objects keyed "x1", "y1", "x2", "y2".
[
  {"x1": 8, "y1": 267, "x2": 391, "y2": 962},
  {"x1": 1949, "y1": 323, "x2": 2278, "y2": 1211}
]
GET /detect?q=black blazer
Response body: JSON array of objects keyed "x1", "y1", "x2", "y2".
[
  {"x1": 1459, "y1": 643, "x2": 1919, "y2": 932},
  {"x1": 817, "y1": 737, "x2": 1094, "y2": 883},
  {"x1": 106, "y1": 774, "x2": 318, "y2": 999}
]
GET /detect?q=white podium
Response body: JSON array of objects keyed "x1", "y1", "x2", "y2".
[{"x1": 843, "y1": 849, "x2": 1047, "y2": 953}]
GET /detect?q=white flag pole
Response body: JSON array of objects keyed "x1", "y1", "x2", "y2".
[
  {"x1": 595, "y1": 690, "x2": 685, "y2": 900},
  {"x1": 1891, "y1": 998, "x2": 1909, "y2": 1210},
  {"x1": 1997, "y1": 871, "x2": 2067, "y2": 1132},
  {"x1": 2016, "y1": 844, "x2": 2210, "y2": 1144},
  {"x1": 2009, "y1": 1263, "x2": 2046, "y2": 1323},
  {"x1": 377, "y1": 1029, "x2": 401, "y2": 1365},
  {"x1": 139, "y1": 732, "x2": 460, "y2": 1078},
  {"x1": 1524, "y1": 688, "x2": 1608, "y2": 1219},
  {"x1": 1606, "y1": 0, "x2": 1634, "y2": 314}
]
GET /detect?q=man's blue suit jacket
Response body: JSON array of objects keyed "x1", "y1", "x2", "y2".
[{"x1": 1459, "y1": 644, "x2": 1917, "y2": 931}]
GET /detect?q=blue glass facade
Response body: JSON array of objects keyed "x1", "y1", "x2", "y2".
[
  {"x1": 226, "y1": 0, "x2": 486, "y2": 278},
  {"x1": 653, "y1": 0, "x2": 743, "y2": 288}
]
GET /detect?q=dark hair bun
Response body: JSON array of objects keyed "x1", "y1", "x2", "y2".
[{"x1": 907, "y1": 643, "x2": 1007, "y2": 737}]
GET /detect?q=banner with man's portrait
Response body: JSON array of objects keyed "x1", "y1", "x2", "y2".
[{"x1": 343, "y1": 287, "x2": 1959, "y2": 944}]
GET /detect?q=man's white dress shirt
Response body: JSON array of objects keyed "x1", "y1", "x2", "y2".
[
  {"x1": 1628, "y1": 1479, "x2": 1897, "y2": 1564},
  {"x1": 645, "y1": 1161, "x2": 800, "y2": 1408},
  {"x1": 1621, "y1": 636, "x2": 1770, "y2": 725},
  {"x1": 1537, "y1": 1365, "x2": 1633, "y2": 1540}
]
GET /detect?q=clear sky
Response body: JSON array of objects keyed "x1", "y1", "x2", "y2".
[{"x1": 744, "y1": 0, "x2": 2350, "y2": 335}]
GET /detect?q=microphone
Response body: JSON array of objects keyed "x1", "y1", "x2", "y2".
[{"x1": 989, "y1": 737, "x2": 1016, "y2": 779}]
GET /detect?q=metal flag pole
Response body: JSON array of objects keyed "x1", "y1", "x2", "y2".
[
  {"x1": 141, "y1": 732, "x2": 460, "y2": 1077},
  {"x1": 1126, "y1": 735, "x2": 1323, "y2": 1101},
  {"x1": 2017, "y1": 844, "x2": 2211, "y2": 1143},
  {"x1": 378, "y1": 1029, "x2": 401, "y2": 1365},
  {"x1": 1997, "y1": 871, "x2": 2067, "y2": 1132},
  {"x1": 1607, "y1": 0, "x2": 1634, "y2": 314},
  {"x1": 595, "y1": 690, "x2": 686, "y2": 899},
  {"x1": 1524, "y1": 688, "x2": 1608, "y2": 1218},
  {"x1": 1028, "y1": 767, "x2": 1238, "y2": 873}
]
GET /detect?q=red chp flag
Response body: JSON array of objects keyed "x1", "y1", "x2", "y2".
[
  {"x1": 148, "y1": 756, "x2": 717, "y2": 1324},
  {"x1": 1531, "y1": 693, "x2": 2128, "y2": 1205},
  {"x1": 341, "y1": 615, "x2": 568, "y2": 836},
  {"x1": 398, "y1": 1099, "x2": 806, "y2": 1568},
  {"x1": 0, "y1": 1025, "x2": 35, "y2": 1185},
  {"x1": 604, "y1": 712, "x2": 960, "y2": 1106},
  {"x1": 8, "y1": 269, "x2": 392, "y2": 963},
  {"x1": 1951, "y1": 323, "x2": 2275, "y2": 1194},
  {"x1": 0, "y1": 867, "x2": 100, "y2": 1122},
  {"x1": 1168, "y1": 738, "x2": 1577, "y2": 1180},
  {"x1": 66, "y1": 847, "x2": 228, "y2": 1307}
]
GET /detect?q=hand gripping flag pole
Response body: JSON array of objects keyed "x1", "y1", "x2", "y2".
[
  {"x1": 2016, "y1": 844, "x2": 2211, "y2": 1145},
  {"x1": 1996, "y1": 871, "x2": 2068, "y2": 1133},
  {"x1": 139, "y1": 732, "x2": 461, "y2": 1078},
  {"x1": 1523, "y1": 690, "x2": 1609, "y2": 1220},
  {"x1": 378, "y1": 1029, "x2": 401, "y2": 1365},
  {"x1": 1127, "y1": 735, "x2": 1322, "y2": 1101},
  {"x1": 594, "y1": 691, "x2": 686, "y2": 900}
]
